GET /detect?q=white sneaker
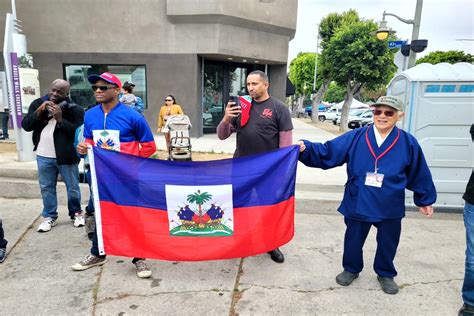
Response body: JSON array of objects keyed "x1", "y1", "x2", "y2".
[
  {"x1": 73, "y1": 212, "x2": 85, "y2": 227},
  {"x1": 37, "y1": 217, "x2": 57, "y2": 232},
  {"x1": 134, "y1": 260, "x2": 152, "y2": 278}
]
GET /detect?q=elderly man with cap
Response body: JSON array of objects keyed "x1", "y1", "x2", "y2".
[
  {"x1": 296, "y1": 95, "x2": 436, "y2": 295},
  {"x1": 72, "y1": 72, "x2": 156, "y2": 278}
]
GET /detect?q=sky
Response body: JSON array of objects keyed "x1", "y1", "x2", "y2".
[{"x1": 288, "y1": 0, "x2": 474, "y2": 64}]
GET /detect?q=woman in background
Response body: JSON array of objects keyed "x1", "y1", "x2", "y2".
[{"x1": 157, "y1": 95, "x2": 183, "y2": 150}]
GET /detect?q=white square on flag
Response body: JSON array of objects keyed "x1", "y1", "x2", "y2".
[{"x1": 165, "y1": 184, "x2": 234, "y2": 237}]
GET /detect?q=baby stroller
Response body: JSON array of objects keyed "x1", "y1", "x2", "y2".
[{"x1": 163, "y1": 114, "x2": 192, "y2": 161}]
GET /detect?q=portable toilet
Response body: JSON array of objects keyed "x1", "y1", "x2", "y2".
[{"x1": 387, "y1": 62, "x2": 474, "y2": 210}]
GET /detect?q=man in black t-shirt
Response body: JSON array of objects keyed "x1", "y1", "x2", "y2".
[{"x1": 217, "y1": 70, "x2": 293, "y2": 263}]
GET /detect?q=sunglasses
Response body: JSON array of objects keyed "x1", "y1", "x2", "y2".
[
  {"x1": 91, "y1": 85, "x2": 116, "y2": 92},
  {"x1": 372, "y1": 109, "x2": 395, "y2": 117},
  {"x1": 165, "y1": 99, "x2": 173, "y2": 102}
]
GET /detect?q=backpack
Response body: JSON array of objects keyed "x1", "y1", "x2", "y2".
[{"x1": 133, "y1": 96, "x2": 144, "y2": 114}]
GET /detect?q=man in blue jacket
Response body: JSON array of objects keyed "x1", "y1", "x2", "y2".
[{"x1": 297, "y1": 95, "x2": 436, "y2": 295}]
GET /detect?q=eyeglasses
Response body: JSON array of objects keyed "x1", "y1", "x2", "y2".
[
  {"x1": 372, "y1": 109, "x2": 395, "y2": 117},
  {"x1": 91, "y1": 85, "x2": 116, "y2": 92},
  {"x1": 165, "y1": 99, "x2": 173, "y2": 102}
]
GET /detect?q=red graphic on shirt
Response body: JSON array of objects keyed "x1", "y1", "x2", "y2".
[{"x1": 261, "y1": 108, "x2": 273, "y2": 118}]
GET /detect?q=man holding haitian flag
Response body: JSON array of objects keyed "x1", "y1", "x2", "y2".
[{"x1": 217, "y1": 70, "x2": 294, "y2": 263}]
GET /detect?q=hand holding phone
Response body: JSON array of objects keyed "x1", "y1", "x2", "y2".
[{"x1": 223, "y1": 96, "x2": 242, "y2": 122}]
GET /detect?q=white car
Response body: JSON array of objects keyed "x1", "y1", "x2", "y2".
[
  {"x1": 317, "y1": 107, "x2": 341, "y2": 122},
  {"x1": 333, "y1": 108, "x2": 372, "y2": 126}
]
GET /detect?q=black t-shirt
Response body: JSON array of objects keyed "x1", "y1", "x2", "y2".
[{"x1": 233, "y1": 96, "x2": 293, "y2": 158}]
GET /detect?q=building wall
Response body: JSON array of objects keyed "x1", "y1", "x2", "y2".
[
  {"x1": 0, "y1": 0, "x2": 297, "y2": 136},
  {"x1": 1, "y1": 0, "x2": 296, "y2": 63},
  {"x1": 32, "y1": 52, "x2": 201, "y2": 136}
]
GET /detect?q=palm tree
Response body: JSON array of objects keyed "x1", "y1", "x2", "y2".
[{"x1": 187, "y1": 190, "x2": 212, "y2": 224}]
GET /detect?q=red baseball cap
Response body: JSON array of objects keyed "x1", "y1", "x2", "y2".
[{"x1": 88, "y1": 72, "x2": 122, "y2": 89}]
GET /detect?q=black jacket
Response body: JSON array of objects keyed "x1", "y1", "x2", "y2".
[
  {"x1": 463, "y1": 124, "x2": 474, "y2": 204},
  {"x1": 21, "y1": 95, "x2": 84, "y2": 165}
]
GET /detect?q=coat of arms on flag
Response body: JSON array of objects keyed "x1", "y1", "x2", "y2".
[{"x1": 166, "y1": 185, "x2": 234, "y2": 236}]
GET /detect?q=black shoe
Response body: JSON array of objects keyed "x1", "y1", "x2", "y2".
[
  {"x1": 377, "y1": 276, "x2": 399, "y2": 294},
  {"x1": 0, "y1": 247, "x2": 6, "y2": 263},
  {"x1": 459, "y1": 303, "x2": 474, "y2": 316},
  {"x1": 336, "y1": 270, "x2": 359, "y2": 286},
  {"x1": 267, "y1": 248, "x2": 284, "y2": 263}
]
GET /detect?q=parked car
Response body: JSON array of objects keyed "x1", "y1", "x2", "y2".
[
  {"x1": 317, "y1": 107, "x2": 340, "y2": 122},
  {"x1": 333, "y1": 108, "x2": 372, "y2": 126},
  {"x1": 348, "y1": 111, "x2": 373, "y2": 129}
]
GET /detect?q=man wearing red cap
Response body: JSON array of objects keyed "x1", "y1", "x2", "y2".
[
  {"x1": 217, "y1": 70, "x2": 293, "y2": 263},
  {"x1": 72, "y1": 72, "x2": 156, "y2": 278}
]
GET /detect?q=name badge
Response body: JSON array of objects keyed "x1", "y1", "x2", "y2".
[{"x1": 365, "y1": 172, "x2": 384, "y2": 188}]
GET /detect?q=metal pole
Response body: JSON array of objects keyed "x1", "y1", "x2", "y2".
[
  {"x1": 313, "y1": 24, "x2": 319, "y2": 92},
  {"x1": 408, "y1": 0, "x2": 423, "y2": 68}
]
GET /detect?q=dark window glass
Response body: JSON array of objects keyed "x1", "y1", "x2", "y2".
[{"x1": 63, "y1": 64, "x2": 147, "y2": 109}]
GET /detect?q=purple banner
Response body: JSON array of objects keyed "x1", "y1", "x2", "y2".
[{"x1": 10, "y1": 52, "x2": 23, "y2": 127}]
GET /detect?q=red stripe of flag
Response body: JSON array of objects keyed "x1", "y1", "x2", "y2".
[{"x1": 99, "y1": 197, "x2": 295, "y2": 261}]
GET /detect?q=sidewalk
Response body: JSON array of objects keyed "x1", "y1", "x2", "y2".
[{"x1": 0, "y1": 120, "x2": 465, "y2": 315}]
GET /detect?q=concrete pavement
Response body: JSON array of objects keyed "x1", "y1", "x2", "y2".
[{"x1": 0, "y1": 119, "x2": 466, "y2": 315}]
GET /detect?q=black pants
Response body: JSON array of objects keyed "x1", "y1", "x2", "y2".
[{"x1": 0, "y1": 220, "x2": 8, "y2": 248}]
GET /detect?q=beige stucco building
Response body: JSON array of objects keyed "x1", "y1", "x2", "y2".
[{"x1": 1, "y1": 0, "x2": 297, "y2": 136}]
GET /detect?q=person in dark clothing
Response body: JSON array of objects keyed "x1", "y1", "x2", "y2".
[
  {"x1": 0, "y1": 218, "x2": 7, "y2": 263},
  {"x1": 459, "y1": 124, "x2": 474, "y2": 316},
  {"x1": 217, "y1": 70, "x2": 293, "y2": 263},
  {"x1": 22, "y1": 79, "x2": 84, "y2": 233}
]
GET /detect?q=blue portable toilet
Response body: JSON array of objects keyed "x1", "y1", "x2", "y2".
[{"x1": 387, "y1": 62, "x2": 474, "y2": 210}]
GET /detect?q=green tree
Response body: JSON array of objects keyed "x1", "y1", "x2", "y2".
[
  {"x1": 288, "y1": 52, "x2": 316, "y2": 96},
  {"x1": 416, "y1": 50, "x2": 474, "y2": 65},
  {"x1": 323, "y1": 20, "x2": 396, "y2": 131},
  {"x1": 186, "y1": 190, "x2": 212, "y2": 224},
  {"x1": 323, "y1": 82, "x2": 346, "y2": 103},
  {"x1": 310, "y1": 9, "x2": 361, "y2": 122}
]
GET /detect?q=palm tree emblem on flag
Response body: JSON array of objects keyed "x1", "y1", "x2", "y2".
[{"x1": 166, "y1": 185, "x2": 234, "y2": 236}]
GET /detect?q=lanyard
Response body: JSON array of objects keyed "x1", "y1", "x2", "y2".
[{"x1": 365, "y1": 125, "x2": 400, "y2": 173}]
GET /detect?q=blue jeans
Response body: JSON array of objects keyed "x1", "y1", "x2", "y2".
[
  {"x1": 36, "y1": 155, "x2": 81, "y2": 219},
  {"x1": 463, "y1": 202, "x2": 474, "y2": 306},
  {"x1": 0, "y1": 219, "x2": 7, "y2": 248}
]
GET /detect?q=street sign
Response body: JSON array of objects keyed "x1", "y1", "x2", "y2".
[{"x1": 388, "y1": 40, "x2": 408, "y2": 49}]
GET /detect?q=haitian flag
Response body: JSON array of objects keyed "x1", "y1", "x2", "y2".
[{"x1": 88, "y1": 145, "x2": 299, "y2": 261}]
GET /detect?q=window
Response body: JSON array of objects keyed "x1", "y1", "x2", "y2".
[
  {"x1": 425, "y1": 85, "x2": 441, "y2": 93},
  {"x1": 459, "y1": 85, "x2": 474, "y2": 93},
  {"x1": 63, "y1": 64, "x2": 147, "y2": 109},
  {"x1": 440, "y1": 85, "x2": 456, "y2": 92}
]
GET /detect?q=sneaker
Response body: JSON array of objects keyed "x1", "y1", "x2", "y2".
[
  {"x1": 73, "y1": 212, "x2": 85, "y2": 227},
  {"x1": 459, "y1": 303, "x2": 474, "y2": 316},
  {"x1": 336, "y1": 270, "x2": 359, "y2": 286},
  {"x1": 134, "y1": 259, "x2": 152, "y2": 278},
  {"x1": 377, "y1": 276, "x2": 399, "y2": 294},
  {"x1": 0, "y1": 247, "x2": 6, "y2": 263},
  {"x1": 85, "y1": 214, "x2": 96, "y2": 240},
  {"x1": 71, "y1": 254, "x2": 107, "y2": 271},
  {"x1": 37, "y1": 217, "x2": 57, "y2": 232}
]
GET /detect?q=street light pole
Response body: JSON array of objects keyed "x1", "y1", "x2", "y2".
[
  {"x1": 409, "y1": 0, "x2": 423, "y2": 68},
  {"x1": 313, "y1": 24, "x2": 319, "y2": 93},
  {"x1": 378, "y1": 0, "x2": 424, "y2": 68}
]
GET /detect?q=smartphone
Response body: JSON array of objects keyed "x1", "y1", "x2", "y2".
[{"x1": 229, "y1": 96, "x2": 240, "y2": 107}]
